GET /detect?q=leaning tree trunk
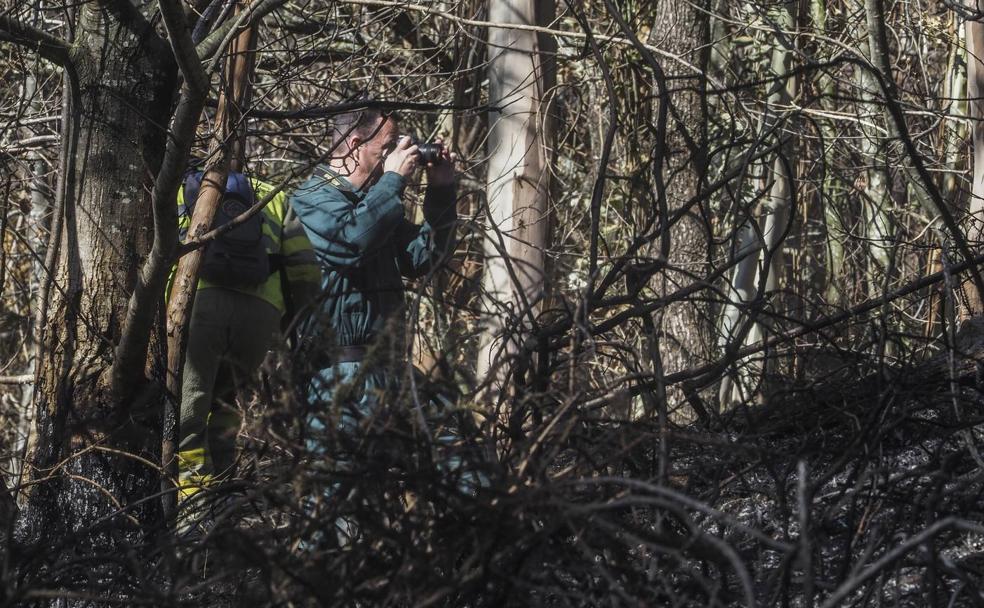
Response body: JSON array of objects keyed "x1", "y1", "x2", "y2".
[
  {"x1": 14, "y1": 3, "x2": 176, "y2": 594},
  {"x1": 476, "y1": 0, "x2": 554, "y2": 400}
]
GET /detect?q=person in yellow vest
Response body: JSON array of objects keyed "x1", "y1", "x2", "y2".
[{"x1": 172, "y1": 171, "x2": 321, "y2": 503}]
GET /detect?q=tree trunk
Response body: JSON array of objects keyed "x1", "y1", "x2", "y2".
[
  {"x1": 941, "y1": 17, "x2": 967, "y2": 205},
  {"x1": 849, "y1": 0, "x2": 897, "y2": 298},
  {"x1": 162, "y1": 20, "x2": 254, "y2": 521},
  {"x1": 648, "y1": 0, "x2": 712, "y2": 405},
  {"x1": 812, "y1": 0, "x2": 847, "y2": 307},
  {"x1": 10, "y1": 39, "x2": 50, "y2": 492},
  {"x1": 719, "y1": 0, "x2": 798, "y2": 408},
  {"x1": 476, "y1": 0, "x2": 555, "y2": 397},
  {"x1": 14, "y1": 2, "x2": 176, "y2": 592},
  {"x1": 965, "y1": 0, "x2": 984, "y2": 314},
  {"x1": 858, "y1": 0, "x2": 984, "y2": 312}
]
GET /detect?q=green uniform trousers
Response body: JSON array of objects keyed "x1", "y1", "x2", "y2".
[{"x1": 178, "y1": 287, "x2": 280, "y2": 496}]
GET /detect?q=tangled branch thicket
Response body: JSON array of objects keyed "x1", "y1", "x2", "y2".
[{"x1": 4, "y1": 0, "x2": 984, "y2": 605}]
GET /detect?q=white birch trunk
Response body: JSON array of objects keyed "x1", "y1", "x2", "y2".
[
  {"x1": 965, "y1": 0, "x2": 984, "y2": 314},
  {"x1": 476, "y1": 0, "x2": 552, "y2": 394},
  {"x1": 809, "y1": 0, "x2": 848, "y2": 306},
  {"x1": 942, "y1": 19, "x2": 966, "y2": 203},
  {"x1": 718, "y1": 1, "x2": 796, "y2": 408},
  {"x1": 853, "y1": 0, "x2": 895, "y2": 292}
]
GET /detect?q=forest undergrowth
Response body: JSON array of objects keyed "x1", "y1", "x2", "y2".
[{"x1": 12, "y1": 321, "x2": 984, "y2": 608}]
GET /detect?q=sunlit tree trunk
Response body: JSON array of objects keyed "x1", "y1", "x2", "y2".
[
  {"x1": 718, "y1": 0, "x2": 797, "y2": 409},
  {"x1": 14, "y1": 1, "x2": 177, "y2": 581},
  {"x1": 810, "y1": 0, "x2": 848, "y2": 307},
  {"x1": 965, "y1": 0, "x2": 984, "y2": 314},
  {"x1": 859, "y1": 0, "x2": 972, "y2": 315},
  {"x1": 10, "y1": 24, "x2": 50, "y2": 490},
  {"x1": 476, "y1": 0, "x2": 554, "y2": 398},
  {"x1": 929, "y1": 14, "x2": 966, "y2": 330},
  {"x1": 942, "y1": 19, "x2": 967, "y2": 204},
  {"x1": 846, "y1": 0, "x2": 897, "y2": 299}
]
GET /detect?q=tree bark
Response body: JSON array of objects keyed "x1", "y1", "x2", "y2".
[
  {"x1": 14, "y1": 2, "x2": 177, "y2": 593},
  {"x1": 10, "y1": 19, "x2": 51, "y2": 492},
  {"x1": 850, "y1": 0, "x2": 897, "y2": 298},
  {"x1": 648, "y1": 0, "x2": 712, "y2": 403},
  {"x1": 162, "y1": 21, "x2": 254, "y2": 520},
  {"x1": 860, "y1": 0, "x2": 984, "y2": 310},
  {"x1": 476, "y1": 0, "x2": 555, "y2": 398},
  {"x1": 812, "y1": 0, "x2": 848, "y2": 307},
  {"x1": 719, "y1": 0, "x2": 798, "y2": 408},
  {"x1": 965, "y1": 0, "x2": 984, "y2": 314}
]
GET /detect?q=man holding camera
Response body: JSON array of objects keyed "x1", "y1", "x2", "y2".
[{"x1": 289, "y1": 109, "x2": 457, "y2": 433}]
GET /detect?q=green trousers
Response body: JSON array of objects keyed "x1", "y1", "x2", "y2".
[{"x1": 178, "y1": 287, "x2": 280, "y2": 497}]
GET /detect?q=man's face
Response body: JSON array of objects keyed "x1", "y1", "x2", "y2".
[{"x1": 353, "y1": 117, "x2": 398, "y2": 185}]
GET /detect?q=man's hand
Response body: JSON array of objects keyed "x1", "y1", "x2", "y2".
[
  {"x1": 425, "y1": 140, "x2": 457, "y2": 187},
  {"x1": 383, "y1": 136, "x2": 419, "y2": 178}
]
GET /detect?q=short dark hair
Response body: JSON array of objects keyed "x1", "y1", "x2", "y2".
[{"x1": 331, "y1": 108, "x2": 391, "y2": 147}]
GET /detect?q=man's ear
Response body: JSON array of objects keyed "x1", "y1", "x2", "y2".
[{"x1": 346, "y1": 136, "x2": 362, "y2": 164}]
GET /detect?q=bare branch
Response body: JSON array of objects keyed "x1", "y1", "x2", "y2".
[
  {"x1": 336, "y1": 0, "x2": 716, "y2": 84},
  {"x1": 111, "y1": 88, "x2": 207, "y2": 403},
  {"x1": 0, "y1": 15, "x2": 74, "y2": 67},
  {"x1": 196, "y1": 0, "x2": 287, "y2": 66},
  {"x1": 158, "y1": 0, "x2": 208, "y2": 93},
  {"x1": 226, "y1": 98, "x2": 496, "y2": 120},
  {"x1": 0, "y1": 374, "x2": 33, "y2": 385}
]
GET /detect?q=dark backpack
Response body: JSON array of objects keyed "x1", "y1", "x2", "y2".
[{"x1": 183, "y1": 171, "x2": 271, "y2": 288}]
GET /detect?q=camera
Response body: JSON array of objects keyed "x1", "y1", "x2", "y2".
[{"x1": 412, "y1": 138, "x2": 444, "y2": 165}]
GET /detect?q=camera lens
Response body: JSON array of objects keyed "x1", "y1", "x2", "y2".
[{"x1": 415, "y1": 141, "x2": 444, "y2": 164}]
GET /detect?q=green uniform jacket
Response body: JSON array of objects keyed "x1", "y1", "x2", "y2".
[{"x1": 289, "y1": 167, "x2": 456, "y2": 353}]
